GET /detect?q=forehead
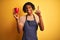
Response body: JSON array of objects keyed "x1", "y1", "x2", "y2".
[{"x1": 26, "y1": 5, "x2": 32, "y2": 8}]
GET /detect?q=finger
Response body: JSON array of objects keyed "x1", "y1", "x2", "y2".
[
  {"x1": 14, "y1": 15, "x2": 16, "y2": 17},
  {"x1": 37, "y1": 6, "x2": 39, "y2": 10}
]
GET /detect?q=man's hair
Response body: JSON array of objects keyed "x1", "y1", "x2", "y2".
[{"x1": 23, "y1": 2, "x2": 35, "y2": 13}]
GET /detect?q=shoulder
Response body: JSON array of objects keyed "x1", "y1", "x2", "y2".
[
  {"x1": 20, "y1": 15, "x2": 26, "y2": 19},
  {"x1": 19, "y1": 15, "x2": 26, "y2": 24},
  {"x1": 34, "y1": 14, "x2": 39, "y2": 19},
  {"x1": 19, "y1": 15, "x2": 26, "y2": 26},
  {"x1": 34, "y1": 14, "x2": 39, "y2": 24}
]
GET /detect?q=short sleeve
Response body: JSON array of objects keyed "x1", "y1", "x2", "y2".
[
  {"x1": 34, "y1": 14, "x2": 39, "y2": 24},
  {"x1": 19, "y1": 16, "x2": 26, "y2": 26}
]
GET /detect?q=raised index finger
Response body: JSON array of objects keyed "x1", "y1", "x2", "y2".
[{"x1": 37, "y1": 6, "x2": 39, "y2": 10}]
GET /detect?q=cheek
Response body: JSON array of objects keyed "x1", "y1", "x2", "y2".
[
  {"x1": 28, "y1": 10, "x2": 32, "y2": 13},
  {"x1": 26, "y1": 10, "x2": 32, "y2": 13},
  {"x1": 29, "y1": 8, "x2": 33, "y2": 13},
  {"x1": 29, "y1": 10, "x2": 32, "y2": 12}
]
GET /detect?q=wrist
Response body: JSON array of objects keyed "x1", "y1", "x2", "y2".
[
  {"x1": 16, "y1": 19, "x2": 20, "y2": 23},
  {"x1": 38, "y1": 15, "x2": 42, "y2": 18}
]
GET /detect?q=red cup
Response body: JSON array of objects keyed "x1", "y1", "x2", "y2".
[{"x1": 14, "y1": 8, "x2": 19, "y2": 14}]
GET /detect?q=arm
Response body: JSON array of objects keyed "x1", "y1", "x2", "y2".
[
  {"x1": 13, "y1": 13, "x2": 23, "y2": 33},
  {"x1": 16, "y1": 19, "x2": 23, "y2": 33},
  {"x1": 35, "y1": 6, "x2": 44, "y2": 31},
  {"x1": 16, "y1": 19, "x2": 23, "y2": 39},
  {"x1": 38, "y1": 15, "x2": 44, "y2": 31}
]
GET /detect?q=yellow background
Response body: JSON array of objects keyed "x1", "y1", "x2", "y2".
[{"x1": 0, "y1": 0, "x2": 60, "y2": 40}]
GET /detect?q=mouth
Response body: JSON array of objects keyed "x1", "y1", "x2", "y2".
[{"x1": 27, "y1": 10, "x2": 32, "y2": 13}]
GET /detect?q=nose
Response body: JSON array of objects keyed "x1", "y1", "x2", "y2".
[{"x1": 27, "y1": 8, "x2": 30, "y2": 11}]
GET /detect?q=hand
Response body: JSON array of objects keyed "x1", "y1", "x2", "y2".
[
  {"x1": 13, "y1": 12, "x2": 19, "y2": 20},
  {"x1": 35, "y1": 6, "x2": 41, "y2": 17}
]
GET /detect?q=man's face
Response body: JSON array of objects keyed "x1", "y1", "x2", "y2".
[{"x1": 26, "y1": 5, "x2": 33, "y2": 14}]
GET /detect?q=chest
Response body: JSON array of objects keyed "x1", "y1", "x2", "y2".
[{"x1": 27, "y1": 15, "x2": 34, "y2": 21}]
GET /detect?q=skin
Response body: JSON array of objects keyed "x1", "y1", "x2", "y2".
[
  {"x1": 35, "y1": 6, "x2": 44, "y2": 31},
  {"x1": 13, "y1": 5, "x2": 44, "y2": 34}
]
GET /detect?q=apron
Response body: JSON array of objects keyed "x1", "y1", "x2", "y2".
[{"x1": 22, "y1": 15, "x2": 38, "y2": 40}]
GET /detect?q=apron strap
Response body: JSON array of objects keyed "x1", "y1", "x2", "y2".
[
  {"x1": 26, "y1": 15, "x2": 27, "y2": 20},
  {"x1": 33, "y1": 14, "x2": 36, "y2": 21}
]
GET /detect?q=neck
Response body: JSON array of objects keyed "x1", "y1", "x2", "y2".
[
  {"x1": 28, "y1": 14, "x2": 33, "y2": 16},
  {"x1": 27, "y1": 13, "x2": 33, "y2": 16}
]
